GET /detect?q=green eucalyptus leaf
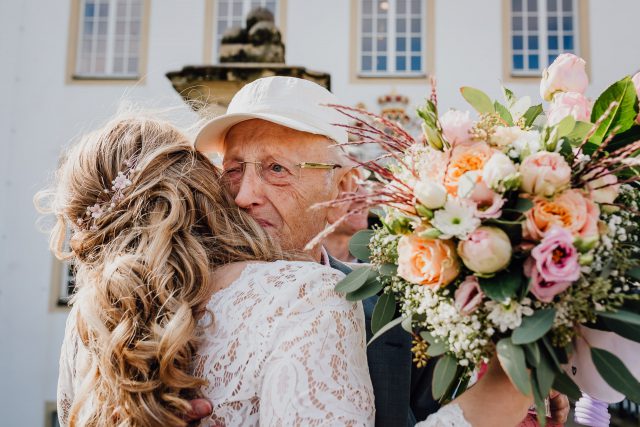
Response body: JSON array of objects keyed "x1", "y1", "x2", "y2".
[
  {"x1": 497, "y1": 338, "x2": 532, "y2": 396},
  {"x1": 346, "y1": 273, "x2": 383, "y2": 301},
  {"x1": 426, "y1": 340, "x2": 447, "y2": 357},
  {"x1": 541, "y1": 337, "x2": 561, "y2": 370},
  {"x1": 432, "y1": 354, "x2": 459, "y2": 400},
  {"x1": 553, "y1": 371, "x2": 581, "y2": 400},
  {"x1": 523, "y1": 104, "x2": 543, "y2": 127},
  {"x1": 379, "y1": 263, "x2": 398, "y2": 277},
  {"x1": 532, "y1": 376, "x2": 548, "y2": 427},
  {"x1": 524, "y1": 342, "x2": 541, "y2": 367},
  {"x1": 590, "y1": 76, "x2": 639, "y2": 144},
  {"x1": 371, "y1": 293, "x2": 397, "y2": 335},
  {"x1": 535, "y1": 352, "x2": 556, "y2": 398},
  {"x1": 478, "y1": 265, "x2": 525, "y2": 303},
  {"x1": 460, "y1": 86, "x2": 495, "y2": 114},
  {"x1": 591, "y1": 348, "x2": 640, "y2": 403},
  {"x1": 368, "y1": 316, "x2": 403, "y2": 346},
  {"x1": 495, "y1": 101, "x2": 514, "y2": 125},
  {"x1": 401, "y1": 315, "x2": 413, "y2": 333},
  {"x1": 512, "y1": 309, "x2": 556, "y2": 345},
  {"x1": 349, "y1": 229, "x2": 374, "y2": 261},
  {"x1": 335, "y1": 267, "x2": 371, "y2": 293},
  {"x1": 420, "y1": 330, "x2": 437, "y2": 345},
  {"x1": 598, "y1": 309, "x2": 640, "y2": 343}
]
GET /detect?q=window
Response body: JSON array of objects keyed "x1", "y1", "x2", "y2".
[
  {"x1": 358, "y1": 0, "x2": 425, "y2": 77},
  {"x1": 213, "y1": 0, "x2": 279, "y2": 61},
  {"x1": 510, "y1": 0, "x2": 580, "y2": 76},
  {"x1": 58, "y1": 262, "x2": 77, "y2": 306},
  {"x1": 74, "y1": 0, "x2": 145, "y2": 79}
]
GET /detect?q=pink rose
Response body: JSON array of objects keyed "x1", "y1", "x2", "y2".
[
  {"x1": 540, "y1": 53, "x2": 589, "y2": 101},
  {"x1": 468, "y1": 180, "x2": 505, "y2": 219},
  {"x1": 524, "y1": 189, "x2": 601, "y2": 241},
  {"x1": 440, "y1": 109, "x2": 474, "y2": 145},
  {"x1": 458, "y1": 226, "x2": 512, "y2": 275},
  {"x1": 524, "y1": 257, "x2": 572, "y2": 303},
  {"x1": 454, "y1": 275, "x2": 484, "y2": 315},
  {"x1": 584, "y1": 167, "x2": 620, "y2": 205},
  {"x1": 531, "y1": 226, "x2": 580, "y2": 283},
  {"x1": 397, "y1": 235, "x2": 461, "y2": 288},
  {"x1": 632, "y1": 72, "x2": 640, "y2": 124},
  {"x1": 546, "y1": 92, "x2": 592, "y2": 126},
  {"x1": 520, "y1": 152, "x2": 571, "y2": 197}
]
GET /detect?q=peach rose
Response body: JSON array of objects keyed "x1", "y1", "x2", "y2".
[
  {"x1": 397, "y1": 235, "x2": 461, "y2": 288},
  {"x1": 524, "y1": 189, "x2": 600, "y2": 241},
  {"x1": 444, "y1": 141, "x2": 494, "y2": 196},
  {"x1": 458, "y1": 226, "x2": 513, "y2": 275},
  {"x1": 540, "y1": 53, "x2": 589, "y2": 101},
  {"x1": 520, "y1": 151, "x2": 571, "y2": 197}
]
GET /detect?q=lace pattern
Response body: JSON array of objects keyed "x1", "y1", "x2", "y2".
[
  {"x1": 56, "y1": 261, "x2": 376, "y2": 426},
  {"x1": 415, "y1": 404, "x2": 472, "y2": 427}
]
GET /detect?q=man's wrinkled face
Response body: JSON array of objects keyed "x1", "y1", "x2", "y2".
[{"x1": 222, "y1": 119, "x2": 347, "y2": 254}]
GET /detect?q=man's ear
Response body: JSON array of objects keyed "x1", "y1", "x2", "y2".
[{"x1": 327, "y1": 168, "x2": 361, "y2": 225}]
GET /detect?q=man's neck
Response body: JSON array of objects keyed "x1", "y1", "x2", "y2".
[{"x1": 323, "y1": 233, "x2": 355, "y2": 263}]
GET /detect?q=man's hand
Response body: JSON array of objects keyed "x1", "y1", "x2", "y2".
[
  {"x1": 184, "y1": 399, "x2": 212, "y2": 423},
  {"x1": 549, "y1": 391, "x2": 570, "y2": 424}
]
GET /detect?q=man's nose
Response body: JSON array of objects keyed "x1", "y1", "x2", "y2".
[{"x1": 233, "y1": 168, "x2": 264, "y2": 209}]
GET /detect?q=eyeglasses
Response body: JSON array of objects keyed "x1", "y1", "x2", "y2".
[{"x1": 221, "y1": 160, "x2": 342, "y2": 188}]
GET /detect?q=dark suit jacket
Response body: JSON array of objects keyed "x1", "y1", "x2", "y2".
[{"x1": 328, "y1": 255, "x2": 441, "y2": 426}]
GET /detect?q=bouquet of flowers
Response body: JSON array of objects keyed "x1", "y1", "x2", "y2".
[{"x1": 330, "y1": 54, "x2": 640, "y2": 423}]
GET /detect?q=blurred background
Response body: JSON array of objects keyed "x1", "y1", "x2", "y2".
[{"x1": 1, "y1": 0, "x2": 639, "y2": 425}]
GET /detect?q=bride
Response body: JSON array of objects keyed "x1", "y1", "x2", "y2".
[{"x1": 45, "y1": 115, "x2": 540, "y2": 426}]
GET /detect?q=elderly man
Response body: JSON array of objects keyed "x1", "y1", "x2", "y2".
[{"x1": 187, "y1": 76, "x2": 569, "y2": 426}]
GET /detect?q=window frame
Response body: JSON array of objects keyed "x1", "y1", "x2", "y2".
[
  {"x1": 503, "y1": 0, "x2": 589, "y2": 81},
  {"x1": 357, "y1": 0, "x2": 426, "y2": 78},
  {"x1": 349, "y1": 0, "x2": 433, "y2": 83},
  {"x1": 66, "y1": 0, "x2": 150, "y2": 83},
  {"x1": 204, "y1": 0, "x2": 287, "y2": 64}
]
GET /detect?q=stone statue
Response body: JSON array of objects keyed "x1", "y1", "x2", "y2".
[{"x1": 219, "y1": 7, "x2": 285, "y2": 63}]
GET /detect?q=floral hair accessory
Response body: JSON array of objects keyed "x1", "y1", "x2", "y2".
[{"x1": 76, "y1": 156, "x2": 139, "y2": 231}]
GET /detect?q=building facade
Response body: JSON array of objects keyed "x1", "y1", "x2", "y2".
[{"x1": 1, "y1": 1, "x2": 639, "y2": 425}]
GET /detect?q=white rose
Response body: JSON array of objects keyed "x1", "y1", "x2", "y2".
[
  {"x1": 482, "y1": 152, "x2": 518, "y2": 192},
  {"x1": 414, "y1": 179, "x2": 447, "y2": 209},
  {"x1": 512, "y1": 129, "x2": 542, "y2": 159}
]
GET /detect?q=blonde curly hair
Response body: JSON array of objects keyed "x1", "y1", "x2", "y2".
[{"x1": 37, "y1": 114, "x2": 282, "y2": 426}]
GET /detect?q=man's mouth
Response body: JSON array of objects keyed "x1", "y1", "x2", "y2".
[{"x1": 255, "y1": 219, "x2": 273, "y2": 228}]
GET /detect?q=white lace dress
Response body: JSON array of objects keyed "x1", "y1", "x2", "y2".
[{"x1": 57, "y1": 260, "x2": 471, "y2": 426}]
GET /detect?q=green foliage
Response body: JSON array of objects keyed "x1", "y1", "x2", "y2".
[
  {"x1": 371, "y1": 293, "x2": 397, "y2": 335},
  {"x1": 497, "y1": 338, "x2": 532, "y2": 396},
  {"x1": 460, "y1": 86, "x2": 495, "y2": 114},
  {"x1": 478, "y1": 263, "x2": 526, "y2": 303},
  {"x1": 432, "y1": 354, "x2": 459, "y2": 400},
  {"x1": 349, "y1": 229, "x2": 374, "y2": 262},
  {"x1": 512, "y1": 309, "x2": 557, "y2": 345},
  {"x1": 590, "y1": 76, "x2": 639, "y2": 144},
  {"x1": 591, "y1": 348, "x2": 640, "y2": 403}
]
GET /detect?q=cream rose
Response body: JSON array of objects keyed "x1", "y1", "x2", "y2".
[
  {"x1": 520, "y1": 151, "x2": 571, "y2": 197},
  {"x1": 414, "y1": 179, "x2": 447, "y2": 209},
  {"x1": 458, "y1": 226, "x2": 513, "y2": 275},
  {"x1": 540, "y1": 53, "x2": 589, "y2": 101},
  {"x1": 482, "y1": 152, "x2": 518, "y2": 192},
  {"x1": 397, "y1": 235, "x2": 461, "y2": 288}
]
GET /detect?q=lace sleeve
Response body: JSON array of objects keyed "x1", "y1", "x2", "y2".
[
  {"x1": 57, "y1": 308, "x2": 78, "y2": 427},
  {"x1": 258, "y1": 264, "x2": 375, "y2": 426},
  {"x1": 415, "y1": 404, "x2": 472, "y2": 427}
]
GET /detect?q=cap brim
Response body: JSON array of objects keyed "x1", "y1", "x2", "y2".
[{"x1": 194, "y1": 112, "x2": 335, "y2": 153}]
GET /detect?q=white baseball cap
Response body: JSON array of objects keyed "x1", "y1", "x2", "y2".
[{"x1": 194, "y1": 76, "x2": 348, "y2": 153}]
